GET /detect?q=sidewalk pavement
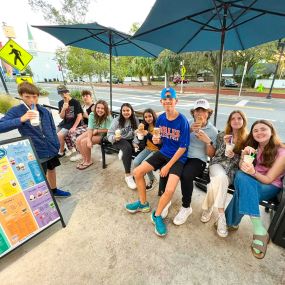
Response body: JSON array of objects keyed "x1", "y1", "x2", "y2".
[{"x1": 0, "y1": 100, "x2": 284, "y2": 284}]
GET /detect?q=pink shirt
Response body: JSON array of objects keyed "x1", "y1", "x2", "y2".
[{"x1": 255, "y1": 147, "x2": 285, "y2": 188}]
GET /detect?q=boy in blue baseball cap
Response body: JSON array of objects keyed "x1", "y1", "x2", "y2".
[{"x1": 125, "y1": 87, "x2": 190, "y2": 237}]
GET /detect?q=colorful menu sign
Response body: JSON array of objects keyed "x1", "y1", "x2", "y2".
[{"x1": 0, "y1": 138, "x2": 63, "y2": 258}]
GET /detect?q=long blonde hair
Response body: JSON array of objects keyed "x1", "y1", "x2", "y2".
[{"x1": 225, "y1": 110, "x2": 248, "y2": 153}]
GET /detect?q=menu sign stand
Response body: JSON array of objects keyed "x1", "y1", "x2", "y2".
[{"x1": 0, "y1": 137, "x2": 65, "y2": 258}]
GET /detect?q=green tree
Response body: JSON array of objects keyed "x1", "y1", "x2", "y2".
[
  {"x1": 130, "y1": 57, "x2": 146, "y2": 86},
  {"x1": 129, "y1": 22, "x2": 141, "y2": 35},
  {"x1": 66, "y1": 47, "x2": 108, "y2": 99},
  {"x1": 112, "y1": 57, "x2": 131, "y2": 82},
  {"x1": 154, "y1": 50, "x2": 182, "y2": 85},
  {"x1": 129, "y1": 57, "x2": 155, "y2": 85},
  {"x1": 28, "y1": 0, "x2": 91, "y2": 24},
  {"x1": 225, "y1": 42, "x2": 277, "y2": 77},
  {"x1": 181, "y1": 52, "x2": 212, "y2": 78}
]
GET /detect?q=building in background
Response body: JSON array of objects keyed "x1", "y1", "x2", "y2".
[{"x1": 26, "y1": 25, "x2": 62, "y2": 82}]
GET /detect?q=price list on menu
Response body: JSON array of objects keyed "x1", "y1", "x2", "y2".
[{"x1": 0, "y1": 138, "x2": 62, "y2": 258}]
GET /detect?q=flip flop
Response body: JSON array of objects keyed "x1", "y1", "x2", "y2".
[
  {"x1": 251, "y1": 233, "x2": 270, "y2": 259},
  {"x1": 76, "y1": 162, "x2": 85, "y2": 169},
  {"x1": 77, "y1": 162, "x2": 94, "y2": 170}
]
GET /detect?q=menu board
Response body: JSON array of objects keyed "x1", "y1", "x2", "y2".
[{"x1": 0, "y1": 138, "x2": 64, "y2": 258}]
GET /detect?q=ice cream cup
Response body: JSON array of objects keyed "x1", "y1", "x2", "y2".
[
  {"x1": 225, "y1": 143, "x2": 235, "y2": 157},
  {"x1": 243, "y1": 154, "x2": 255, "y2": 164},
  {"x1": 115, "y1": 129, "x2": 121, "y2": 138},
  {"x1": 30, "y1": 110, "x2": 40, "y2": 126},
  {"x1": 138, "y1": 123, "x2": 145, "y2": 132},
  {"x1": 137, "y1": 133, "x2": 144, "y2": 140},
  {"x1": 153, "y1": 127, "x2": 161, "y2": 138}
]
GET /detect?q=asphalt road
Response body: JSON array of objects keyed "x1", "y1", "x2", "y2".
[{"x1": 2, "y1": 82, "x2": 285, "y2": 141}]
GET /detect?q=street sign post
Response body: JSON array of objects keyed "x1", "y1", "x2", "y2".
[
  {"x1": 180, "y1": 63, "x2": 186, "y2": 94},
  {"x1": 0, "y1": 39, "x2": 33, "y2": 71},
  {"x1": 15, "y1": 76, "x2": 34, "y2": 84}
]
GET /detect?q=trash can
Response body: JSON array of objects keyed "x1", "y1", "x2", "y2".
[{"x1": 268, "y1": 179, "x2": 285, "y2": 248}]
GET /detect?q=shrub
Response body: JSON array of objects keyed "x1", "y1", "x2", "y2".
[
  {"x1": 0, "y1": 94, "x2": 18, "y2": 114},
  {"x1": 70, "y1": 89, "x2": 82, "y2": 102},
  {"x1": 37, "y1": 86, "x2": 49, "y2": 96}
]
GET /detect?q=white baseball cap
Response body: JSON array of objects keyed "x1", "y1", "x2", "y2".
[{"x1": 193, "y1": 99, "x2": 210, "y2": 110}]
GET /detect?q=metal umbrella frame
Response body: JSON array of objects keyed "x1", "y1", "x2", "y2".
[
  {"x1": 133, "y1": 0, "x2": 285, "y2": 125},
  {"x1": 33, "y1": 22, "x2": 163, "y2": 111}
]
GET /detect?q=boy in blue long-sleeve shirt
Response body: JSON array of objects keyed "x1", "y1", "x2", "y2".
[{"x1": 0, "y1": 82, "x2": 70, "y2": 197}]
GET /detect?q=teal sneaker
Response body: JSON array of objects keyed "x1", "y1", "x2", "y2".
[
  {"x1": 151, "y1": 211, "x2": 167, "y2": 237},
  {"x1": 125, "y1": 200, "x2": 150, "y2": 213}
]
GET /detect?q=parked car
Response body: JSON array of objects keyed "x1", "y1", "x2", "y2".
[
  {"x1": 222, "y1": 78, "x2": 238, "y2": 87},
  {"x1": 197, "y1": 76, "x2": 205, "y2": 82},
  {"x1": 107, "y1": 77, "x2": 123, "y2": 84},
  {"x1": 173, "y1": 76, "x2": 189, "y2": 85}
]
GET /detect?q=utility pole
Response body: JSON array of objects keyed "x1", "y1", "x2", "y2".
[
  {"x1": 267, "y1": 39, "x2": 285, "y2": 99},
  {"x1": 238, "y1": 61, "x2": 248, "y2": 97},
  {"x1": 0, "y1": 22, "x2": 12, "y2": 94}
]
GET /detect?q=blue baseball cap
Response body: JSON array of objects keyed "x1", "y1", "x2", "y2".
[{"x1": 161, "y1": 87, "x2": 176, "y2": 99}]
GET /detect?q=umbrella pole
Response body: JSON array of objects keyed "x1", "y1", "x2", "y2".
[
  {"x1": 214, "y1": 6, "x2": 228, "y2": 126},
  {"x1": 109, "y1": 34, "x2": 113, "y2": 112}
]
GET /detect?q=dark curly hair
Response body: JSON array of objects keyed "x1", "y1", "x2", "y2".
[{"x1": 119, "y1": 103, "x2": 138, "y2": 130}]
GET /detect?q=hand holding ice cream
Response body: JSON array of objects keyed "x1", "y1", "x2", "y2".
[
  {"x1": 191, "y1": 116, "x2": 203, "y2": 133},
  {"x1": 152, "y1": 127, "x2": 161, "y2": 144},
  {"x1": 136, "y1": 123, "x2": 145, "y2": 140},
  {"x1": 240, "y1": 146, "x2": 257, "y2": 175},
  {"x1": 153, "y1": 127, "x2": 161, "y2": 138},
  {"x1": 115, "y1": 129, "x2": 121, "y2": 141},
  {"x1": 224, "y1": 135, "x2": 235, "y2": 158}
]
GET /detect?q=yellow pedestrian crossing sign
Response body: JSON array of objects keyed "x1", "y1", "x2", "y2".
[
  {"x1": 181, "y1": 65, "x2": 186, "y2": 77},
  {"x1": 0, "y1": 39, "x2": 33, "y2": 71},
  {"x1": 15, "y1": 76, "x2": 34, "y2": 84}
]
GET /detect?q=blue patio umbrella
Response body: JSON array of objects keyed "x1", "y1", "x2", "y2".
[
  {"x1": 134, "y1": 0, "x2": 285, "y2": 125},
  {"x1": 33, "y1": 22, "x2": 163, "y2": 111}
]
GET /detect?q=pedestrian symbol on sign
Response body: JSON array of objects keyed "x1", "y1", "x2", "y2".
[
  {"x1": 0, "y1": 39, "x2": 33, "y2": 71},
  {"x1": 9, "y1": 44, "x2": 24, "y2": 66}
]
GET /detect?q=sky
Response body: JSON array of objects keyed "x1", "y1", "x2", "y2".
[{"x1": 0, "y1": 0, "x2": 155, "y2": 52}]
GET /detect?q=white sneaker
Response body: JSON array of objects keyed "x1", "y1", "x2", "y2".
[
  {"x1": 65, "y1": 149, "x2": 73, "y2": 157},
  {"x1": 216, "y1": 214, "x2": 228, "y2": 238},
  {"x1": 125, "y1": 176, "x2": 136, "y2": 190},
  {"x1": 173, "y1": 206, "x2": 193, "y2": 225},
  {"x1": 70, "y1": 153, "x2": 82, "y2": 162},
  {"x1": 200, "y1": 207, "x2": 213, "y2": 223},
  {"x1": 161, "y1": 201, "x2": 171, "y2": 219},
  {"x1": 118, "y1": 150, "x2": 123, "y2": 160}
]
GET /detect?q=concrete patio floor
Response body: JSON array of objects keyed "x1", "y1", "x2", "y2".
[{"x1": 0, "y1": 145, "x2": 284, "y2": 285}]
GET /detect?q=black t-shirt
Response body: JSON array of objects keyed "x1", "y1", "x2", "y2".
[
  {"x1": 58, "y1": 98, "x2": 83, "y2": 129},
  {"x1": 83, "y1": 103, "x2": 95, "y2": 125}
]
